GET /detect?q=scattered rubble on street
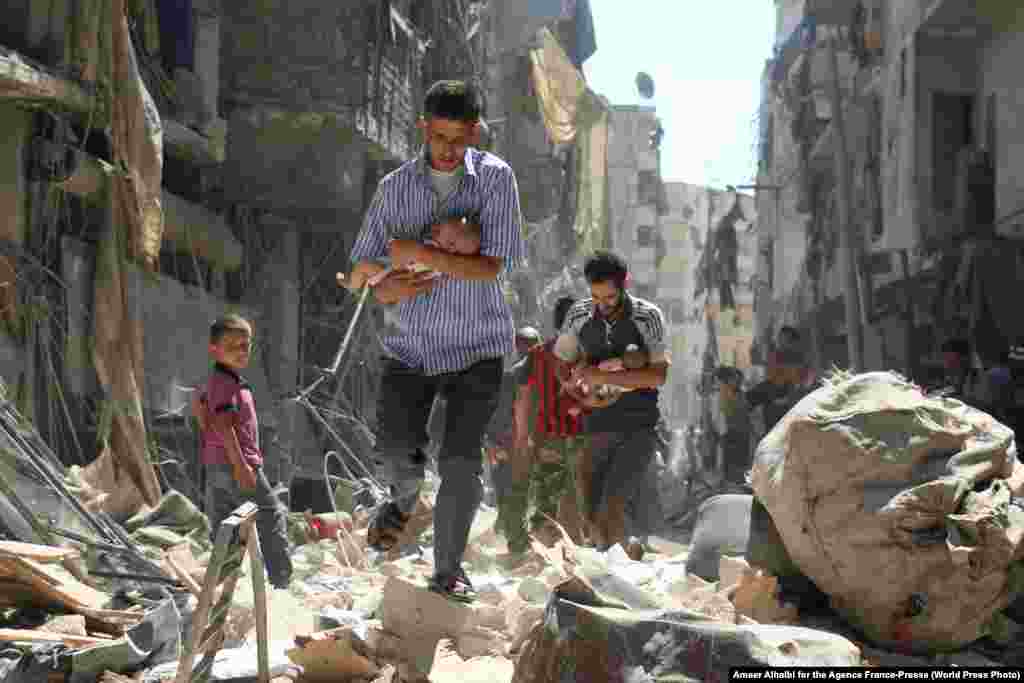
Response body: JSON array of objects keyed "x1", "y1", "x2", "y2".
[{"x1": 0, "y1": 377, "x2": 1021, "y2": 682}]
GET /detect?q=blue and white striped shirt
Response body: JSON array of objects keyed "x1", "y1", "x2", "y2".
[{"x1": 349, "y1": 147, "x2": 527, "y2": 376}]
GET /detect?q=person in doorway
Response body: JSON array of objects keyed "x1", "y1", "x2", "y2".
[
  {"x1": 192, "y1": 314, "x2": 293, "y2": 589},
  {"x1": 554, "y1": 251, "x2": 671, "y2": 551},
  {"x1": 346, "y1": 80, "x2": 527, "y2": 603},
  {"x1": 485, "y1": 326, "x2": 542, "y2": 552}
]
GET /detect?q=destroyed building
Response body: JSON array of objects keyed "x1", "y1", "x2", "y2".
[
  {"x1": 756, "y1": 0, "x2": 1024, "y2": 376},
  {"x1": 0, "y1": 1, "x2": 607, "y2": 516}
]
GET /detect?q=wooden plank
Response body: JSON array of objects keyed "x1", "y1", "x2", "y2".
[
  {"x1": 0, "y1": 556, "x2": 109, "y2": 609},
  {"x1": 0, "y1": 541, "x2": 80, "y2": 563},
  {"x1": 0, "y1": 46, "x2": 100, "y2": 118},
  {"x1": 164, "y1": 553, "x2": 202, "y2": 597},
  {"x1": 0, "y1": 627, "x2": 107, "y2": 648},
  {"x1": 247, "y1": 520, "x2": 270, "y2": 683},
  {"x1": 175, "y1": 502, "x2": 266, "y2": 683}
]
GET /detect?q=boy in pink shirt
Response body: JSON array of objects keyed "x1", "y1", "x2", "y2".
[{"x1": 193, "y1": 314, "x2": 292, "y2": 589}]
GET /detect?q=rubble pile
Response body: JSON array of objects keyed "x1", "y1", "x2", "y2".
[{"x1": 0, "y1": 376, "x2": 1023, "y2": 681}]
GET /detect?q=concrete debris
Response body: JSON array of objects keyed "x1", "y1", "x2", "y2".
[
  {"x1": 429, "y1": 638, "x2": 515, "y2": 683},
  {"x1": 285, "y1": 627, "x2": 379, "y2": 681},
  {"x1": 0, "y1": 395, "x2": 1017, "y2": 683},
  {"x1": 731, "y1": 569, "x2": 800, "y2": 625}
]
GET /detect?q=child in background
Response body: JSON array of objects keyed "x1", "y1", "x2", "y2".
[{"x1": 192, "y1": 314, "x2": 293, "y2": 589}]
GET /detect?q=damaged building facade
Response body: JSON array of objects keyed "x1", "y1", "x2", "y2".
[
  {"x1": 0, "y1": 1, "x2": 605, "y2": 514},
  {"x1": 756, "y1": 0, "x2": 1024, "y2": 377}
]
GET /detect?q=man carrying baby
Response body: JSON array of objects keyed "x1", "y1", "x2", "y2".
[
  {"x1": 554, "y1": 250, "x2": 670, "y2": 551},
  {"x1": 346, "y1": 79, "x2": 526, "y2": 603}
]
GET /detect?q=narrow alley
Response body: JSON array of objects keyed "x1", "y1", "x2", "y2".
[{"x1": 0, "y1": 1, "x2": 1022, "y2": 681}]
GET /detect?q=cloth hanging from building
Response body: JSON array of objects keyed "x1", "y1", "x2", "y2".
[
  {"x1": 529, "y1": 27, "x2": 586, "y2": 145},
  {"x1": 496, "y1": 0, "x2": 571, "y2": 55},
  {"x1": 572, "y1": 91, "x2": 608, "y2": 254},
  {"x1": 89, "y1": 0, "x2": 165, "y2": 507},
  {"x1": 568, "y1": 0, "x2": 597, "y2": 66}
]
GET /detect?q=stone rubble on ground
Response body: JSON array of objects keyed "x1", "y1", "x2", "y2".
[{"x1": 0, "y1": 453, "x2": 1018, "y2": 680}]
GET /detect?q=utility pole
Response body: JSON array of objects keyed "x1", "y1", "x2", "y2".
[{"x1": 828, "y1": 39, "x2": 865, "y2": 372}]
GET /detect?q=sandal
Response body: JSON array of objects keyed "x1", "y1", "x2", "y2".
[
  {"x1": 428, "y1": 568, "x2": 477, "y2": 603},
  {"x1": 367, "y1": 501, "x2": 410, "y2": 552}
]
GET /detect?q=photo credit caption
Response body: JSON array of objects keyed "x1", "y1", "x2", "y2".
[{"x1": 729, "y1": 668, "x2": 1023, "y2": 681}]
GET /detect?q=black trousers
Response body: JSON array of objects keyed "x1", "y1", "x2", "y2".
[{"x1": 373, "y1": 357, "x2": 502, "y2": 576}]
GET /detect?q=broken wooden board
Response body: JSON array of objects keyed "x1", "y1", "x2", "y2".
[
  {"x1": 0, "y1": 627, "x2": 107, "y2": 649},
  {"x1": 0, "y1": 46, "x2": 99, "y2": 117},
  {"x1": 0, "y1": 541, "x2": 81, "y2": 563},
  {"x1": 175, "y1": 501, "x2": 269, "y2": 683},
  {"x1": 40, "y1": 614, "x2": 87, "y2": 637},
  {"x1": 0, "y1": 555, "x2": 109, "y2": 609}
]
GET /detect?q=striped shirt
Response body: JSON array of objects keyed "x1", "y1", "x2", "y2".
[
  {"x1": 526, "y1": 340, "x2": 582, "y2": 438},
  {"x1": 350, "y1": 147, "x2": 527, "y2": 375}
]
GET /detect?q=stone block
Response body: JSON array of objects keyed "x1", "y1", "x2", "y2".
[
  {"x1": 718, "y1": 554, "x2": 752, "y2": 590},
  {"x1": 429, "y1": 639, "x2": 514, "y2": 683},
  {"x1": 377, "y1": 576, "x2": 476, "y2": 673},
  {"x1": 455, "y1": 627, "x2": 506, "y2": 658}
]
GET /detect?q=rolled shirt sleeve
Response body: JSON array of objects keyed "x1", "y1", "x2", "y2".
[
  {"x1": 637, "y1": 305, "x2": 670, "y2": 364},
  {"x1": 349, "y1": 180, "x2": 392, "y2": 265},
  {"x1": 477, "y1": 166, "x2": 527, "y2": 273}
]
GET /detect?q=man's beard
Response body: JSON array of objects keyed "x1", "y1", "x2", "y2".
[{"x1": 598, "y1": 294, "x2": 623, "y2": 318}]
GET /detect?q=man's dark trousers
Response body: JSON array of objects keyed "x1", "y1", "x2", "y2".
[{"x1": 373, "y1": 357, "x2": 502, "y2": 577}]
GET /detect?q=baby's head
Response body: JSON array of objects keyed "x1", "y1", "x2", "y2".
[
  {"x1": 431, "y1": 217, "x2": 481, "y2": 255},
  {"x1": 622, "y1": 345, "x2": 649, "y2": 369}
]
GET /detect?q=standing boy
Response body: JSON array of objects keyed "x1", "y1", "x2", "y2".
[
  {"x1": 193, "y1": 314, "x2": 293, "y2": 589},
  {"x1": 347, "y1": 80, "x2": 526, "y2": 602}
]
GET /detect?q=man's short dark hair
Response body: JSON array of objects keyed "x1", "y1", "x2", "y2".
[
  {"x1": 941, "y1": 338, "x2": 970, "y2": 356},
  {"x1": 210, "y1": 313, "x2": 252, "y2": 344},
  {"x1": 553, "y1": 296, "x2": 576, "y2": 331},
  {"x1": 583, "y1": 250, "x2": 629, "y2": 288},
  {"x1": 779, "y1": 326, "x2": 800, "y2": 342},
  {"x1": 423, "y1": 80, "x2": 484, "y2": 123}
]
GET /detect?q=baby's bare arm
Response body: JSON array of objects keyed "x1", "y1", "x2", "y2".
[{"x1": 344, "y1": 261, "x2": 387, "y2": 290}]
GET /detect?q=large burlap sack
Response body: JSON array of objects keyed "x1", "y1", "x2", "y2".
[{"x1": 750, "y1": 371, "x2": 1024, "y2": 652}]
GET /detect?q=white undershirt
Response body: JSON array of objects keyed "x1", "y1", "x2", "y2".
[{"x1": 429, "y1": 166, "x2": 463, "y2": 203}]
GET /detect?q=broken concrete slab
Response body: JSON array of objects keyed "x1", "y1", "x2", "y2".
[
  {"x1": 513, "y1": 577, "x2": 863, "y2": 682},
  {"x1": 719, "y1": 554, "x2": 751, "y2": 590},
  {"x1": 455, "y1": 627, "x2": 506, "y2": 658},
  {"x1": 731, "y1": 570, "x2": 799, "y2": 626},
  {"x1": 286, "y1": 627, "x2": 379, "y2": 682},
  {"x1": 429, "y1": 638, "x2": 514, "y2": 683},
  {"x1": 378, "y1": 576, "x2": 478, "y2": 673}
]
